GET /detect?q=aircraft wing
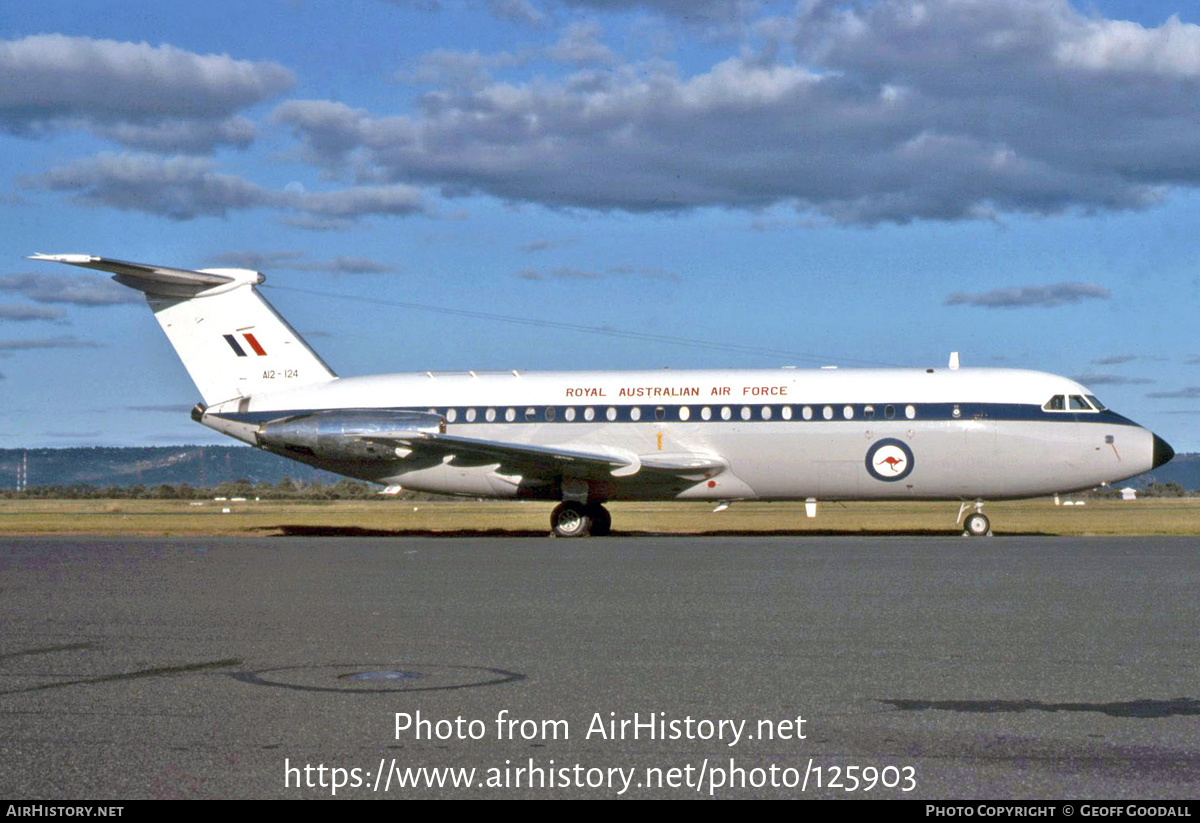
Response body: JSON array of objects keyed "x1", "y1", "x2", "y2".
[{"x1": 362, "y1": 431, "x2": 725, "y2": 479}]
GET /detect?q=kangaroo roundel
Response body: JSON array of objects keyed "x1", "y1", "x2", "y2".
[{"x1": 865, "y1": 438, "x2": 914, "y2": 482}]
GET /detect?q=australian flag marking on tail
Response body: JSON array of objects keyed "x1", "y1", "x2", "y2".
[{"x1": 224, "y1": 333, "x2": 266, "y2": 357}]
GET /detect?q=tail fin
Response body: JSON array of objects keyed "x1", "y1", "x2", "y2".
[{"x1": 29, "y1": 254, "x2": 336, "y2": 405}]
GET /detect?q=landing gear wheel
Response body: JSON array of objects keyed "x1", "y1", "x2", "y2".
[
  {"x1": 586, "y1": 504, "x2": 611, "y2": 537},
  {"x1": 964, "y1": 512, "x2": 991, "y2": 537},
  {"x1": 551, "y1": 501, "x2": 591, "y2": 538}
]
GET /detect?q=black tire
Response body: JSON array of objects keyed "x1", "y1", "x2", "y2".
[
  {"x1": 586, "y1": 504, "x2": 611, "y2": 536},
  {"x1": 551, "y1": 501, "x2": 591, "y2": 537},
  {"x1": 964, "y1": 512, "x2": 990, "y2": 536}
]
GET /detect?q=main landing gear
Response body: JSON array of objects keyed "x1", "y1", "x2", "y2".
[
  {"x1": 957, "y1": 501, "x2": 992, "y2": 537},
  {"x1": 550, "y1": 501, "x2": 612, "y2": 537}
]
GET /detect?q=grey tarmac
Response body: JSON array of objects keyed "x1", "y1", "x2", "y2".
[{"x1": 1, "y1": 535, "x2": 1198, "y2": 799}]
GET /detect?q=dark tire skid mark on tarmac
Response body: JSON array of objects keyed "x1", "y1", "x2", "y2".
[
  {"x1": 0, "y1": 657, "x2": 244, "y2": 695},
  {"x1": 0, "y1": 642, "x2": 97, "y2": 661},
  {"x1": 882, "y1": 697, "x2": 1200, "y2": 719}
]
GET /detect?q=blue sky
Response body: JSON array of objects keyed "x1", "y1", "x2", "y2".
[{"x1": 2, "y1": 0, "x2": 1198, "y2": 451}]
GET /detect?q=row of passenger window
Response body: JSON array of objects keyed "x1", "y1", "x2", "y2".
[{"x1": 437, "y1": 403, "x2": 920, "y2": 424}]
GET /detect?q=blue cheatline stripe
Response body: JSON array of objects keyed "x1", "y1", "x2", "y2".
[
  {"x1": 212, "y1": 403, "x2": 1142, "y2": 428},
  {"x1": 223, "y1": 334, "x2": 247, "y2": 357}
]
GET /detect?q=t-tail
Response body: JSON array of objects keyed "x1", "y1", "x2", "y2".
[{"x1": 28, "y1": 254, "x2": 337, "y2": 406}]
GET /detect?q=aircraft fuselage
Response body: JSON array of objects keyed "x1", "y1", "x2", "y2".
[{"x1": 200, "y1": 366, "x2": 1167, "y2": 504}]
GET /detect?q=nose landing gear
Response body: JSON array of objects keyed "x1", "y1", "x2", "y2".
[{"x1": 957, "y1": 501, "x2": 992, "y2": 537}]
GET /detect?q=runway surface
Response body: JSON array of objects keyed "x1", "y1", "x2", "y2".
[{"x1": 2, "y1": 535, "x2": 1199, "y2": 799}]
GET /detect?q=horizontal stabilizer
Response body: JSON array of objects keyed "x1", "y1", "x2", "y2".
[{"x1": 27, "y1": 254, "x2": 260, "y2": 298}]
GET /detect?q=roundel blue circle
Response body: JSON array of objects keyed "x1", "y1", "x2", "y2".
[{"x1": 865, "y1": 438, "x2": 914, "y2": 482}]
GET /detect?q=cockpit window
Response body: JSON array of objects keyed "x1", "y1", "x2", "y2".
[
  {"x1": 1044, "y1": 394, "x2": 1100, "y2": 413},
  {"x1": 1086, "y1": 394, "x2": 1107, "y2": 411}
]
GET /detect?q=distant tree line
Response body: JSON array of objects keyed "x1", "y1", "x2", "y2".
[
  {"x1": 0, "y1": 446, "x2": 350, "y2": 490},
  {"x1": 0, "y1": 478, "x2": 441, "y2": 501},
  {"x1": 1126, "y1": 482, "x2": 1190, "y2": 498},
  {"x1": 1087, "y1": 482, "x2": 1192, "y2": 499}
]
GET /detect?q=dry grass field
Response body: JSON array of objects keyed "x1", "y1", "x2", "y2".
[{"x1": 1, "y1": 497, "x2": 1198, "y2": 536}]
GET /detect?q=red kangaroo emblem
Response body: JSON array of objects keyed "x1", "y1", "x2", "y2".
[{"x1": 876, "y1": 455, "x2": 905, "y2": 473}]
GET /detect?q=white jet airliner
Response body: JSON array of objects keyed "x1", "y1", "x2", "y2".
[{"x1": 31, "y1": 254, "x2": 1174, "y2": 537}]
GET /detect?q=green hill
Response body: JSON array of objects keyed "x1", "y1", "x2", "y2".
[{"x1": 0, "y1": 446, "x2": 344, "y2": 490}]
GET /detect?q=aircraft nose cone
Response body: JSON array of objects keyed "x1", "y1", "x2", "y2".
[{"x1": 1152, "y1": 434, "x2": 1175, "y2": 469}]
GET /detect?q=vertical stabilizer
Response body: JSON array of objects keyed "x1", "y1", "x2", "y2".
[{"x1": 29, "y1": 254, "x2": 337, "y2": 405}]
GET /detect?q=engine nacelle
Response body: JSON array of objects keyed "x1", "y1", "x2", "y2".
[{"x1": 256, "y1": 409, "x2": 444, "y2": 461}]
